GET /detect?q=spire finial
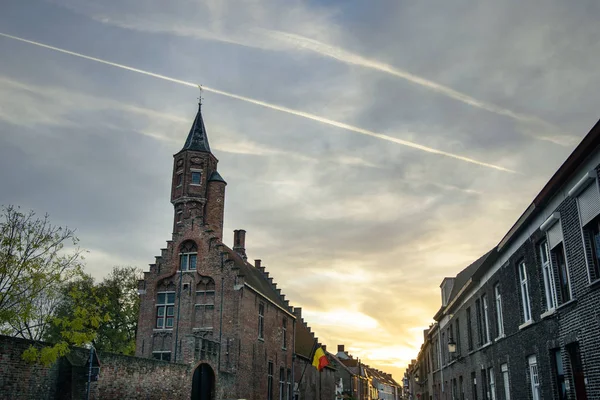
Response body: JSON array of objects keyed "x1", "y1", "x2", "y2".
[{"x1": 197, "y1": 84, "x2": 203, "y2": 106}]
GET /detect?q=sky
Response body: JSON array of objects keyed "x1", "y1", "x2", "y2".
[{"x1": 1, "y1": 0, "x2": 599, "y2": 381}]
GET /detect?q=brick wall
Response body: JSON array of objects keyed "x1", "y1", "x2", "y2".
[{"x1": 0, "y1": 335, "x2": 192, "y2": 400}]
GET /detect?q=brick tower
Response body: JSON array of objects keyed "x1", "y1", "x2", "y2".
[{"x1": 135, "y1": 102, "x2": 295, "y2": 400}]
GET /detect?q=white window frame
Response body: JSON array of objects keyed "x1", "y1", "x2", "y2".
[
  {"x1": 539, "y1": 241, "x2": 557, "y2": 311},
  {"x1": 551, "y1": 242, "x2": 573, "y2": 303},
  {"x1": 519, "y1": 262, "x2": 532, "y2": 323},
  {"x1": 190, "y1": 170, "x2": 202, "y2": 186},
  {"x1": 482, "y1": 294, "x2": 491, "y2": 344},
  {"x1": 488, "y1": 367, "x2": 496, "y2": 400},
  {"x1": 528, "y1": 355, "x2": 541, "y2": 400},
  {"x1": 501, "y1": 364, "x2": 510, "y2": 400},
  {"x1": 156, "y1": 291, "x2": 175, "y2": 330},
  {"x1": 494, "y1": 284, "x2": 504, "y2": 338}
]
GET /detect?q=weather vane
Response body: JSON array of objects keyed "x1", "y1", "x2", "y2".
[{"x1": 197, "y1": 84, "x2": 203, "y2": 106}]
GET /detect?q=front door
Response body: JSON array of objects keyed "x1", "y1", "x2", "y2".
[
  {"x1": 567, "y1": 343, "x2": 588, "y2": 400},
  {"x1": 191, "y1": 363, "x2": 215, "y2": 400}
]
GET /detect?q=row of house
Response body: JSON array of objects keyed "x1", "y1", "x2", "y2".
[
  {"x1": 134, "y1": 102, "x2": 401, "y2": 399},
  {"x1": 404, "y1": 118, "x2": 600, "y2": 400}
]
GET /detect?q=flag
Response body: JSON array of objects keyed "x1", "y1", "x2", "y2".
[{"x1": 312, "y1": 346, "x2": 329, "y2": 371}]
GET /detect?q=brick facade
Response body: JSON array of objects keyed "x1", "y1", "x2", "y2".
[
  {"x1": 407, "y1": 119, "x2": 600, "y2": 400},
  {"x1": 0, "y1": 335, "x2": 191, "y2": 400}
]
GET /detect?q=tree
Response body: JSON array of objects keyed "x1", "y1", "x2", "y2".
[
  {"x1": 24, "y1": 273, "x2": 110, "y2": 365},
  {"x1": 95, "y1": 266, "x2": 141, "y2": 354},
  {"x1": 0, "y1": 205, "x2": 83, "y2": 340},
  {"x1": 44, "y1": 266, "x2": 142, "y2": 356}
]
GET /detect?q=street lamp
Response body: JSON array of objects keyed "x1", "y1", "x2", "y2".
[{"x1": 448, "y1": 340, "x2": 457, "y2": 355}]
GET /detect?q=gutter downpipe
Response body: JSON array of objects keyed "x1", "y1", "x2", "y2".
[
  {"x1": 218, "y1": 252, "x2": 225, "y2": 371},
  {"x1": 174, "y1": 268, "x2": 183, "y2": 362}
]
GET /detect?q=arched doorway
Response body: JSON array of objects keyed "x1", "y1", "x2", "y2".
[{"x1": 191, "y1": 363, "x2": 215, "y2": 400}]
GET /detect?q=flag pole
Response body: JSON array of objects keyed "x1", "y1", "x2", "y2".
[{"x1": 297, "y1": 338, "x2": 318, "y2": 387}]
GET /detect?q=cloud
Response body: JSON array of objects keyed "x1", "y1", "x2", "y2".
[
  {"x1": 48, "y1": 0, "x2": 576, "y2": 146},
  {"x1": 0, "y1": 32, "x2": 516, "y2": 173}
]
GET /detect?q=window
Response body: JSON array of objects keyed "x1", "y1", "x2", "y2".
[
  {"x1": 467, "y1": 307, "x2": 474, "y2": 350},
  {"x1": 582, "y1": 216, "x2": 600, "y2": 282},
  {"x1": 258, "y1": 303, "x2": 265, "y2": 339},
  {"x1": 482, "y1": 294, "x2": 491, "y2": 343},
  {"x1": 267, "y1": 361, "x2": 274, "y2": 400},
  {"x1": 539, "y1": 241, "x2": 557, "y2": 310},
  {"x1": 452, "y1": 378, "x2": 457, "y2": 400},
  {"x1": 152, "y1": 351, "x2": 171, "y2": 361},
  {"x1": 494, "y1": 284, "x2": 504, "y2": 337},
  {"x1": 282, "y1": 318, "x2": 287, "y2": 349},
  {"x1": 459, "y1": 376, "x2": 464, "y2": 400},
  {"x1": 191, "y1": 171, "x2": 202, "y2": 185},
  {"x1": 441, "y1": 331, "x2": 446, "y2": 364},
  {"x1": 156, "y1": 292, "x2": 175, "y2": 329},
  {"x1": 179, "y1": 241, "x2": 197, "y2": 271},
  {"x1": 519, "y1": 262, "x2": 532, "y2": 322},
  {"x1": 195, "y1": 277, "x2": 215, "y2": 329},
  {"x1": 551, "y1": 243, "x2": 572, "y2": 303},
  {"x1": 279, "y1": 367, "x2": 285, "y2": 400},
  {"x1": 472, "y1": 372, "x2": 478, "y2": 400},
  {"x1": 501, "y1": 364, "x2": 510, "y2": 400},
  {"x1": 176, "y1": 173, "x2": 183, "y2": 186},
  {"x1": 476, "y1": 299, "x2": 485, "y2": 346},
  {"x1": 481, "y1": 369, "x2": 488, "y2": 400},
  {"x1": 551, "y1": 349, "x2": 567, "y2": 400},
  {"x1": 528, "y1": 355, "x2": 541, "y2": 400},
  {"x1": 488, "y1": 368, "x2": 496, "y2": 400},
  {"x1": 455, "y1": 317, "x2": 461, "y2": 356},
  {"x1": 576, "y1": 181, "x2": 600, "y2": 282},
  {"x1": 177, "y1": 210, "x2": 183, "y2": 223},
  {"x1": 287, "y1": 369, "x2": 292, "y2": 400}
]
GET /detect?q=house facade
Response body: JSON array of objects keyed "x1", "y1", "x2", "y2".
[
  {"x1": 407, "y1": 118, "x2": 600, "y2": 400},
  {"x1": 135, "y1": 103, "x2": 296, "y2": 400}
]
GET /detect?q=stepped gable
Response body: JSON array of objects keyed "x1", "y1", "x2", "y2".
[{"x1": 222, "y1": 247, "x2": 289, "y2": 311}]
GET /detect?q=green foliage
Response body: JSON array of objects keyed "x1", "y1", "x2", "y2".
[
  {"x1": 24, "y1": 276, "x2": 110, "y2": 366},
  {"x1": 0, "y1": 205, "x2": 83, "y2": 340},
  {"x1": 44, "y1": 266, "x2": 141, "y2": 357}
]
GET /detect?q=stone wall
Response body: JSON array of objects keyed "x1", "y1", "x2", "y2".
[{"x1": 0, "y1": 335, "x2": 192, "y2": 400}]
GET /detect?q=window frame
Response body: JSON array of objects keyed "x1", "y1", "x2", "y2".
[
  {"x1": 494, "y1": 284, "x2": 504, "y2": 338},
  {"x1": 501, "y1": 363, "x2": 510, "y2": 400},
  {"x1": 267, "y1": 361, "x2": 274, "y2": 400},
  {"x1": 518, "y1": 261, "x2": 532, "y2": 323},
  {"x1": 467, "y1": 307, "x2": 474, "y2": 351},
  {"x1": 282, "y1": 317, "x2": 287, "y2": 350},
  {"x1": 539, "y1": 241, "x2": 557, "y2": 311},
  {"x1": 488, "y1": 367, "x2": 496, "y2": 400},
  {"x1": 528, "y1": 355, "x2": 541, "y2": 400},
  {"x1": 152, "y1": 351, "x2": 172, "y2": 361},
  {"x1": 191, "y1": 171, "x2": 202, "y2": 185},
  {"x1": 551, "y1": 243, "x2": 572, "y2": 303},
  {"x1": 258, "y1": 303, "x2": 265, "y2": 340},
  {"x1": 582, "y1": 217, "x2": 600, "y2": 283},
  {"x1": 482, "y1": 294, "x2": 491, "y2": 344},
  {"x1": 279, "y1": 367, "x2": 285, "y2": 400},
  {"x1": 156, "y1": 291, "x2": 175, "y2": 330}
]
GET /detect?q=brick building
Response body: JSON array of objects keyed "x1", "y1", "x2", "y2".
[
  {"x1": 407, "y1": 119, "x2": 600, "y2": 400},
  {"x1": 135, "y1": 103, "x2": 296, "y2": 400}
]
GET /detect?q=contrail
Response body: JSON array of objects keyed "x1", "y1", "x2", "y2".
[{"x1": 0, "y1": 32, "x2": 516, "y2": 173}]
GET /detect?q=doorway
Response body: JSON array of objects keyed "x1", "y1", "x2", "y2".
[
  {"x1": 567, "y1": 343, "x2": 588, "y2": 400},
  {"x1": 191, "y1": 363, "x2": 215, "y2": 400}
]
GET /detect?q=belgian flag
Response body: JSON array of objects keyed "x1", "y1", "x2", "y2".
[{"x1": 312, "y1": 346, "x2": 329, "y2": 371}]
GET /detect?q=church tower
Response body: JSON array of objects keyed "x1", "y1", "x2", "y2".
[{"x1": 170, "y1": 102, "x2": 227, "y2": 240}]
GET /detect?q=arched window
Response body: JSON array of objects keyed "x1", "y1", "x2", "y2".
[{"x1": 179, "y1": 240, "x2": 197, "y2": 271}]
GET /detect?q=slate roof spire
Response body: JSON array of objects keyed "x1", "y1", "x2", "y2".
[{"x1": 181, "y1": 101, "x2": 211, "y2": 153}]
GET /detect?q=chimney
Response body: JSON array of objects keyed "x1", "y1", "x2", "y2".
[
  {"x1": 338, "y1": 344, "x2": 345, "y2": 353},
  {"x1": 254, "y1": 259, "x2": 261, "y2": 268},
  {"x1": 233, "y1": 229, "x2": 247, "y2": 260}
]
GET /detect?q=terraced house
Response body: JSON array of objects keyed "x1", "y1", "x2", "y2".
[{"x1": 407, "y1": 118, "x2": 600, "y2": 400}]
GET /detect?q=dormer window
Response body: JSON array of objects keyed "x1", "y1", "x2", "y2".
[{"x1": 191, "y1": 171, "x2": 202, "y2": 185}]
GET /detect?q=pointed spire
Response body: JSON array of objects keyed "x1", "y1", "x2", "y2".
[{"x1": 181, "y1": 102, "x2": 211, "y2": 153}]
